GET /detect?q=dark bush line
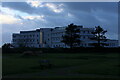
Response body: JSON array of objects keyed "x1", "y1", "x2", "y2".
[{"x1": 2, "y1": 47, "x2": 120, "y2": 54}]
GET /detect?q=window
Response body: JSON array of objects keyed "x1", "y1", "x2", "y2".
[
  {"x1": 86, "y1": 36, "x2": 88, "y2": 39},
  {"x1": 112, "y1": 43, "x2": 115, "y2": 46},
  {"x1": 83, "y1": 36, "x2": 85, "y2": 39},
  {"x1": 13, "y1": 35, "x2": 16, "y2": 38},
  {"x1": 39, "y1": 45, "x2": 41, "y2": 47},
  {"x1": 13, "y1": 39, "x2": 16, "y2": 42},
  {"x1": 56, "y1": 45, "x2": 58, "y2": 47},
  {"x1": 88, "y1": 36, "x2": 90, "y2": 39}
]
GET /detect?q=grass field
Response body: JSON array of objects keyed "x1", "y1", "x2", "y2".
[{"x1": 2, "y1": 53, "x2": 120, "y2": 79}]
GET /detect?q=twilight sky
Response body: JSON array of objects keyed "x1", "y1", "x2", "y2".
[{"x1": 0, "y1": 1, "x2": 118, "y2": 46}]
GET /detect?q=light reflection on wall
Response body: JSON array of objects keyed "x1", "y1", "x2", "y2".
[{"x1": 40, "y1": 32, "x2": 43, "y2": 44}]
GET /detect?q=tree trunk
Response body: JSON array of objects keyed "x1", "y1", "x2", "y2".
[
  {"x1": 70, "y1": 43, "x2": 73, "y2": 49},
  {"x1": 98, "y1": 33, "x2": 101, "y2": 47}
]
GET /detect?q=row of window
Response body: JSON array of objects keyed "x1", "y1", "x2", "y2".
[
  {"x1": 13, "y1": 39, "x2": 39, "y2": 42},
  {"x1": 51, "y1": 31, "x2": 91, "y2": 36},
  {"x1": 51, "y1": 36, "x2": 92, "y2": 41},
  {"x1": 52, "y1": 43, "x2": 117, "y2": 48},
  {"x1": 52, "y1": 33, "x2": 64, "y2": 36},
  {"x1": 108, "y1": 43, "x2": 116, "y2": 46},
  {"x1": 53, "y1": 43, "x2": 89, "y2": 48},
  {"x1": 52, "y1": 37, "x2": 62, "y2": 41},
  {"x1": 24, "y1": 45, "x2": 37, "y2": 48},
  {"x1": 53, "y1": 44, "x2": 66, "y2": 47},
  {"x1": 80, "y1": 43, "x2": 88, "y2": 46},
  {"x1": 13, "y1": 34, "x2": 39, "y2": 38}
]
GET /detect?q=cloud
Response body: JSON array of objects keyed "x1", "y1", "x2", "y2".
[
  {"x1": 26, "y1": 0, "x2": 44, "y2": 8},
  {"x1": 0, "y1": 14, "x2": 21, "y2": 24},
  {"x1": 45, "y1": 3, "x2": 64, "y2": 13},
  {"x1": 3, "y1": 2, "x2": 65, "y2": 14},
  {"x1": 0, "y1": 6, "x2": 22, "y2": 24},
  {"x1": 2, "y1": 2, "x2": 35, "y2": 14},
  {"x1": 1, "y1": 2, "x2": 118, "y2": 46},
  {"x1": 21, "y1": 15, "x2": 45, "y2": 21},
  {"x1": 63, "y1": 2, "x2": 118, "y2": 14},
  {"x1": 0, "y1": 5, "x2": 46, "y2": 24},
  {"x1": 27, "y1": 1, "x2": 64, "y2": 13}
]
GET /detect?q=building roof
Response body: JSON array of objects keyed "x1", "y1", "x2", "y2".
[{"x1": 20, "y1": 29, "x2": 40, "y2": 33}]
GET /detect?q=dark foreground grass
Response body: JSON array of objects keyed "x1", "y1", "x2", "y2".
[
  {"x1": 2, "y1": 76, "x2": 120, "y2": 80},
  {"x1": 2, "y1": 53, "x2": 120, "y2": 79}
]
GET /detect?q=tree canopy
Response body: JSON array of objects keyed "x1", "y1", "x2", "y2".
[
  {"x1": 61, "y1": 23, "x2": 81, "y2": 48},
  {"x1": 90, "y1": 26, "x2": 108, "y2": 47},
  {"x1": 2, "y1": 43, "x2": 13, "y2": 49}
]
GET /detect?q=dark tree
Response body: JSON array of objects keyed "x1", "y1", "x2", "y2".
[
  {"x1": 61, "y1": 23, "x2": 81, "y2": 48},
  {"x1": 90, "y1": 26, "x2": 108, "y2": 47},
  {"x1": 2, "y1": 43, "x2": 13, "y2": 49}
]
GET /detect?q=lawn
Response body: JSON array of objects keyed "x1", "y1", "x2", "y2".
[{"x1": 2, "y1": 53, "x2": 120, "y2": 79}]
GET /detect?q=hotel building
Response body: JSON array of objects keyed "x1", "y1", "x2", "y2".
[{"x1": 12, "y1": 26, "x2": 118, "y2": 48}]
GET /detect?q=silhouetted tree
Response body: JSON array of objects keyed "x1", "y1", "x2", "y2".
[
  {"x1": 90, "y1": 26, "x2": 108, "y2": 47},
  {"x1": 2, "y1": 43, "x2": 13, "y2": 49},
  {"x1": 61, "y1": 23, "x2": 81, "y2": 48}
]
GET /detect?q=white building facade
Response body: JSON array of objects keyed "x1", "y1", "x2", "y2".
[{"x1": 12, "y1": 26, "x2": 119, "y2": 48}]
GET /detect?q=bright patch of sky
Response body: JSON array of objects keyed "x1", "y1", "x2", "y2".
[
  {"x1": 26, "y1": 0, "x2": 44, "y2": 7},
  {"x1": 26, "y1": 1, "x2": 64, "y2": 13},
  {"x1": 0, "y1": 5, "x2": 46, "y2": 24}
]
